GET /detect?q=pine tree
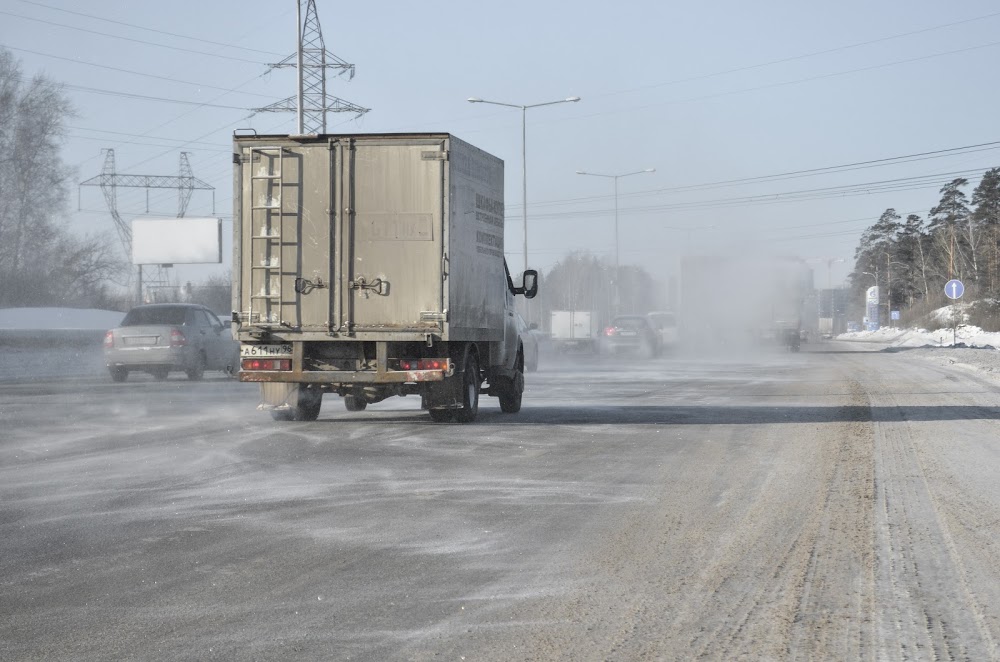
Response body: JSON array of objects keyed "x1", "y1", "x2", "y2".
[
  {"x1": 928, "y1": 178, "x2": 972, "y2": 282},
  {"x1": 971, "y1": 168, "x2": 1000, "y2": 297},
  {"x1": 851, "y1": 208, "x2": 902, "y2": 314},
  {"x1": 896, "y1": 214, "x2": 931, "y2": 303}
]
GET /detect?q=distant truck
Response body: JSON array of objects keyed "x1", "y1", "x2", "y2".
[
  {"x1": 549, "y1": 310, "x2": 597, "y2": 352},
  {"x1": 231, "y1": 133, "x2": 537, "y2": 422},
  {"x1": 679, "y1": 255, "x2": 811, "y2": 351}
]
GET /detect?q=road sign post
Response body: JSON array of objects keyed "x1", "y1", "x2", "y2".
[
  {"x1": 945, "y1": 279, "x2": 965, "y2": 300},
  {"x1": 944, "y1": 279, "x2": 964, "y2": 346}
]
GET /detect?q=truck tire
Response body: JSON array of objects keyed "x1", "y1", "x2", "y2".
[
  {"x1": 498, "y1": 352, "x2": 524, "y2": 414},
  {"x1": 271, "y1": 387, "x2": 322, "y2": 421},
  {"x1": 428, "y1": 409, "x2": 453, "y2": 423},
  {"x1": 452, "y1": 354, "x2": 480, "y2": 423},
  {"x1": 344, "y1": 395, "x2": 367, "y2": 411}
]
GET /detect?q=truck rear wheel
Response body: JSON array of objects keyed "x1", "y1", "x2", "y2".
[
  {"x1": 428, "y1": 409, "x2": 453, "y2": 423},
  {"x1": 270, "y1": 387, "x2": 322, "y2": 421},
  {"x1": 344, "y1": 395, "x2": 367, "y2": 411},
  {"x1": 453, "y1": 354, "x2": 480, "y2": 423}
]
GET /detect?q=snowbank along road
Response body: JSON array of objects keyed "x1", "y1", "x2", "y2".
[{"x1": 2, "y1": 341, "x2": 999, "y2": 660}]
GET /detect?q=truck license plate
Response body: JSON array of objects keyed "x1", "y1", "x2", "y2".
[{"x1": 240, "y1": 343, "x2": 293, "y2": 358}]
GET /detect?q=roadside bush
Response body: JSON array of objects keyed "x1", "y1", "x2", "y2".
[
  {"x1": 900, "y1": 297, "x2": 948, "y2": 331},
  {"x1": 967, "y1": 299, "x2": 1000, "y2": 332}
]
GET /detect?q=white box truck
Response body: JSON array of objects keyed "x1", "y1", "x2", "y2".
[
  {"x1": 549, "y1": 310, "x2": 596, "y2": 352},
  {"x1": 231, "y1": 133, "x2": 537, "y2": 422}
]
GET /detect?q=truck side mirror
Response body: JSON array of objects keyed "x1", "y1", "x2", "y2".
[{"x1": 522, "y1": 270, "x2": 538, "y2": 299}]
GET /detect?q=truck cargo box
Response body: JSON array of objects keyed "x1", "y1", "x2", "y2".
[{"x1": 232, "y1": 133, "x2": 508, "y2": 343}]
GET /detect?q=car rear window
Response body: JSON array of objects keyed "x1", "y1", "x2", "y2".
[
  {"x1": 121, "y1": 307, "x2": 189, "y2": 326},
  {"x1": 613, "y1": 317, "x2": 648, "y2": 330}
]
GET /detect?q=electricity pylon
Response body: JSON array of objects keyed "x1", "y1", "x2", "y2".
[
  {"x1": 252, "y1": 0, "x2": 369, "y2": 133},
  {"x1": 79, "y1": 149, "x2": 215, "y2": 258},
  {"x1": 79, "y1": 150, "x2": 215, "y2": 303}
]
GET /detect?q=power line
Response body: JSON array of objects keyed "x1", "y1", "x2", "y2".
[
  {"x1": 2, "y1": 44, "x2": 276, "y2": 99},
  {"x1": 68, "y1": 126, "x2": 227, "y2": 148},
  {"x1": 513, "y1": 168, "x2": 994, "y2": 221},
  {"x1": 514, "y1": 39, "x2": 1000, "y2": 136},
  {"x1": 594, "y1": 10, "x2": 1000, "y2": 100},
  {"x1": 68, "y1": 133, "x2": 229, "y2": 153},
  {"x1": 14, "y1": 0, "x2": 286, "y2": 57},
  {"x1": 507, "y1": 140, "x2": 1000, "y2": 213},
  {"x1": 620, "y1": 144, "x2": 1000, "y2": 199},
  {"x1": 0, "y1": 10, "x2": 267, "y2": 65},
  {"x1": 54, "y1": 80, "x2": 251, "y2": 110}
]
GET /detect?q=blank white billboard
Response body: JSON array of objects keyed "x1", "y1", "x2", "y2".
[{"x1": 131, "y1": 218, "x2": 222, "y2": 265}]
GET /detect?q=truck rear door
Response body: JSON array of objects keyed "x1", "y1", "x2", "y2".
[
  {"x1": 335, "y1": 138, "x2": 446, "y2": 334},
  {"x1": 236, "y1": 140, "x2": 334, "y2": 333}
]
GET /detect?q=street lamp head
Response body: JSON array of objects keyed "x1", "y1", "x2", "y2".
[
  {"x1": 566, "y1": 96, "x2": 581, "y2": 102},
  {"x1": 575, "y1": 170, "x2": 587, "y2": 175},
  {"x1": 644, "y1": 168, "x2": 656, "y2": 173},
  {"x1": 467, "y1": 97, "x2": 483, "y2": 103}
]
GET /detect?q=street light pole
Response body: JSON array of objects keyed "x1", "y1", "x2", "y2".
[
  {"x1": 467, "y1": 96, "x2": 580, "y2": 276},
  {"x1": 576, "y1": 168, "x2": 655, "y2": 314}
]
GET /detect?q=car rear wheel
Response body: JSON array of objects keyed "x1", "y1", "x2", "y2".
[
  {"x1": 185, "y1": 353, "x2": 206, "y2": 381},
  {"x1": 109, "y1": 366, "x2": 128, "y2": 383}
]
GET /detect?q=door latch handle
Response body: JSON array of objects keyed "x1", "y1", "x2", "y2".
[
  {"x1": 350, "y1": 276, "x2": 390, "y2": 297},
  {"x1": 294, "y1": 277, "x2": 327, "y2": 294}
]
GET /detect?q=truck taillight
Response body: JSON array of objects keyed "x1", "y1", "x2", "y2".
[
  {"x1": 170, "y1": 329, "x2": 187, "y2": 346},
  {"x1": 242, "y1": 359, "x2": 291, "y2": 371},
  {"x1": 398, "y1": 358, "x2": 449, "y2": 371},
  {"x1": 103, "y1": 330, "x2": 114, "y2": 348}
]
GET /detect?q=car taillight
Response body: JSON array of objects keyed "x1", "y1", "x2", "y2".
[
  {"x1": 398, "y1": 358, "x2": 449, "y2": 371},
  {"x1": 604, "y1": 327, "x2": 617, "y2": 336},
  {"x1": 242, "y1": 359, "x2": 292, "y2": 371},
  {"x1": 103, "y1": 330, "x2": 114, "y2": 348},
  {"x1": 170, "y1": 329, "x2": 187, "y2": 346}
]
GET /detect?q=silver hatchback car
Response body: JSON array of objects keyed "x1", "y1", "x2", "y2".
[{"x1": 103, "y1": 304, "x2": 239, "y2": 382}]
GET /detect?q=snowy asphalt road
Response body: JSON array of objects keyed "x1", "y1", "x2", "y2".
[{"x1": 2, "y1": 343, "x2": 1000, "y2": 661}]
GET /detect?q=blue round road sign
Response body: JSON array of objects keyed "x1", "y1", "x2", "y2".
[{"x1": 944, "y1": 279, "x2": 965, "y2": 300}]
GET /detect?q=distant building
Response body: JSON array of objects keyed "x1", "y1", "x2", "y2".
[{"x1": 818, "y1": 288, "x2": 850, "y2": 334}]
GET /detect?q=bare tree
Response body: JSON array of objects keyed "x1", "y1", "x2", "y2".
[{"x1": 0, "y1": 49, "x2": 125, "y2": 307}]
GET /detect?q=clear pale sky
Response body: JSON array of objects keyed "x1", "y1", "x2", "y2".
[{"x1": 4, "y1": 0, "x2": 999, "y2": 289}]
